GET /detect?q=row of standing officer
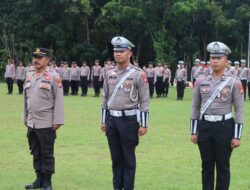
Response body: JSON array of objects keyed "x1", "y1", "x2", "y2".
[
  {"x1": 146, "y1": 61, "x2": 187, "y2": 100},
  {"x1": 51, "y1": 59, "x2": 114, "y2": 97}
]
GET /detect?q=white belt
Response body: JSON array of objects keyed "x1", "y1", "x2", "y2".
[
  {"x1": 240, "y1": 78, "x2": 247, "y2": 80},
  {"x1": 109, "y1": 109, "x2": 137, "y2": 117},
  {"x1": 203, "y1": 112, "x2": 232, "y2": 122}
]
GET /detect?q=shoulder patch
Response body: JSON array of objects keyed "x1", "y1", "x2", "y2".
[
  {"x1": 140, "y1": 71, "x2": 148, "y2": 83},
  {"x1": 55, "y1": 76, "x2": 62, "y2": 88}
]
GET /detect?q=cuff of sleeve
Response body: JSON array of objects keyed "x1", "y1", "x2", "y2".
[
  {"x1": 101, "y1": 109, "x2": 107, "y2": 124},
  {"x1": 234, "y1": 123, "x2": 243, "y2": 140},
  {"x1": 190, "y1": 119, "x2": 198, "y2": 135},
  {"x1": 140, "y1": 112, "x2": 149, "y2": 128}
]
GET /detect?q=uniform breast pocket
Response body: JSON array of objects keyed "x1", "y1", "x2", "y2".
[
  {"x1": 200, "y1": 86, "x2": 210, "y2": 94},
  {"x1": 39, "y1": 83, "x2": 52, "y2": 90}
]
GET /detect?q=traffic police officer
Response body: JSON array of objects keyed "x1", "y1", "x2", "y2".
[
  {"x1": 175, "y1": 61, "x2": 187, "y2": 100},
  {"x1": 23, "y1": 48, "x2": 64, "y2": 190},
  {"x1": 101, "y1": 36, "x2": 149, "y2": 190},
  {"x1": 239, "y1": 59, "x2": 248, "y2": 100},
  {"x1": 190, "y1": 42, "x2": 244, "y2": 190},
  {"x1": 191, "y1": 59, "x2": 201, "y2": 85}
]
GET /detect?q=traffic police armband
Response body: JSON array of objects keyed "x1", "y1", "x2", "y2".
[
  {"x1": 234, "y1": 123, "x2": 243, "y2": 140},
  {"x1": 101, "y1": 109, "x2": 107, "y2": 124},
  {"x1": 140, "y1": 112, "x2": 149, "y2": 128},
  {"x1": 190, "y1": 119, "x2": 198, "y2": 135}
]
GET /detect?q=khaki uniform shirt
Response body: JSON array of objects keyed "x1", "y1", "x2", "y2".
[
  {"x1": 103, "y1": 65, "x2": 114, "y2": 80},
  {"x1": 239, "y1": 67, "x2": 248, "y2": 80},
  {"x1": 175, "y1": 68, "x2": 187, "y2": 82},
  {"x1": 23, "y1": 68, "x2": 64, "y2": 129},
  {"x1": 91, "y1": 65, "x2": 102, "y2": 81},
  {"x1": 16, "y1": 66, "x2": 26, "y2": 80},
  {"x1": 146, "y1": 68, "x2": 154, "y2": 78},
  {"x1": 4, "y1": 64, "x2": 15, "y2": 78},
  {"x1": 154, "y1": 66, "x2": 164, "y2": 82},
  {"x1": 80, "y1": 66, "x2": 90, "y2": 80},
  {"x1": 62, "y1": 67, "x2": 71, "y2": 80},
  {"x1": 191, "y1": 66, "x2": 202, "y2": 79},
  {"x1": 70, "y1": 66, "x2": 80, "y2": 81},
  {"x1": 229, "y1": 67, "x2": 240, "y2": 77},
  {"x1": 102, "y1": 64, "x2": 149, "y2": 112},
  {"x1": 163, "y1": 68, "x2": 171, "y2": 82},
  {"x1": 191, "y1": 72, "x2": 244, "y2": 123}
]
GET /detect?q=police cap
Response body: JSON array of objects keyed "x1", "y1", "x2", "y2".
[
  {"x1": 207, "y1": 42, "x2": 231, "y2": 57},
  {"x1": 234, "y1": 61, "x2": 240, "y2": 65},
  {"x1": 178, "y1": 60, "x2": 184, "y2": 64},
  {"x1": 240, "y1": 59, "x2": 246, "y2": 64},
  {"x1": 111, "y1": 36, "x2": 135, "y2": 51},
  {"x1": 33, "y1": 48, "x2": 51, "y2": 58}
]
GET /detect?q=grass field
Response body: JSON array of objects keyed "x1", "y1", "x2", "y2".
[{"x1": 0, "y1": 83, "x2": 250, "y2": 190}]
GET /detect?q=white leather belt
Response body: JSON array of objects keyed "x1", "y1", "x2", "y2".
[
  {"x1": 240, "y1": 78, "x2": 247, "y2": 80},
  {"x1": 109, "y1": 109, "x2": 137, "y2": 117},
  {"x1": 203, "y1": 112, "x2": 232, "y2": 122}
]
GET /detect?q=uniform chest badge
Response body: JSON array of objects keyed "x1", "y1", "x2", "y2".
[
  {"x1": 123, "y1": 80, "x2": 132, "y2": 92},
  {"x1": 45, "y1": 76, "x2": 51, "y2": 80}
]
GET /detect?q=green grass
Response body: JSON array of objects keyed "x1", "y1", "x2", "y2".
[{"x1": 0, "y1": 83, "x2": 250, "y2": 190}]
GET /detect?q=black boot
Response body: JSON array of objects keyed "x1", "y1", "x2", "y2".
[
  {"x1": 25, "y1": 171, "x2": 43, "y2": 189},
  {"x1": 41, "y1": 174, "x2": 52, "y2": 190}
]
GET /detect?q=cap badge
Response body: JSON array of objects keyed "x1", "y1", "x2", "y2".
[{"x1": 213, "y1": 42, "x2": 220, "y2": 52}]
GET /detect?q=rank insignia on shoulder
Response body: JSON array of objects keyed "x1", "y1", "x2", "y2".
[{"x1": 140, "y1": 72, "x2": 148, "y2": 83}]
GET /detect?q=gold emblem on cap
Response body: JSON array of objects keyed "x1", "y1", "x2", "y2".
[{"x1": 35, "y1": 48, "x2": 41, "y2": 53}]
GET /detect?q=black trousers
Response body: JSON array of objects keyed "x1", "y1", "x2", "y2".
[
  {"x1": 27, "y1": 127, "x2": 56, "y2": 175},
  {"x1": 248, "y1": 82, "x2": 250, "y2": 99},
  {"x1": 155, "y1": 76, "x2": 163, "y2": 97},
  {"x1": 93, "y1": 76, "x2": 100, "y2": 95},
  {"x1": 70, "y1": 80, "x2": 79, "y2": 95},
  {"x1": 80, "y1": 76, "x2": 88, "y2": 95},
  {"x1": 192, "y1": 78, "x2": 196, "y2": 86},
  {"x1": 198, "y1": 119, "x2": 234, "y2": 190},
  {"x1": 240, "y1": 80, "x2": 247, "y2": 100},
  {"x1": 147, "y1": 77, "x2": 154, "y2": 98},
  {"x1": 17, "y1": 79, "x2": 24, "y2": 94},
  {"x1": 176, "y1": 80, "x2": 185, "y2": 99},
  {"x1": 62, "y1": 80, "x2": 70, "y2": 95},
  {"x1": 106, "y1": 115, "x2": 139, "y2": 190},
  {"x1": 6, "y1": 77, "x2": 14, "y2": 94},
  {"x1": 163, "y1": 78, "x2": 169, "y2": 97}
]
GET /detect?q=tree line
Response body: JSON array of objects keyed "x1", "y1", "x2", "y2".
[{"x1": 0, "y1": 0, "x2": 250, "y2": 74}]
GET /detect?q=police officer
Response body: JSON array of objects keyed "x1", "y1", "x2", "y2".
[
  {"x1": 230, "y1": 61, "x2": 240, "y2": 76},
  {"x1": 154, "y1": 62, "x2": 164, "y2": 97},
  {"x1": 191, "y1": 59, "x2": 201, "y2": 85},
  {"x1": 62, "y1": 62, "x2": 71, "y2": 96},
  {"x1": 16, "y1": 61, "x2": 26, "y2": 94},
  {"x1": 23, "y1": 48, "x2": 64, "y2": 190},
  {"x1": 70, "y1": 61, "x2": 81, "y2": 95},
  {"x1": 190, "y1": 42, "x2": 244, "y2": 190},
  {"x1": 174, "y1": 61, "x2": 187, "y2": 100},
  {"x1": 101, "y1": 36, "x2": 149, "y2": 190},
  {"x1": 91, "y1": 60, "x2": 102, "y2": 97},
  {"x1": 146, "y1": 62, "x2": 155, "y2": 98},
  {"x1": 4, "y1": 59, "x2": 15, "y2": 94},
  {"x1": 80, "y1": 61, "x2": 90, "y2": 96},
  {"x1": 239, "y1": 59, "x2": 248, "y2": 100},
  {"x1": 163, "y1": 63, "x2": 171, "y2": 97}
]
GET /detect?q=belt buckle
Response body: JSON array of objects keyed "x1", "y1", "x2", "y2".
[{"x1": 214, "y1": 115, "x2": 222, "y2": 122}]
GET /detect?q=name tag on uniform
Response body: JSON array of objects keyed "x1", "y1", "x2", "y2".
[{"x1": 39, "y1": 83, "x2": 51, "y2": 90}]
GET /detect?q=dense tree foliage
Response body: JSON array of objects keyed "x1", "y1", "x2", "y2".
[{"x1": 0, "y1": 0, "x2": 250, "y2": 72}]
